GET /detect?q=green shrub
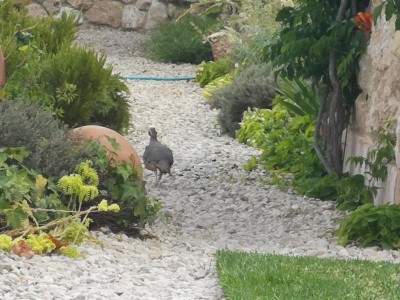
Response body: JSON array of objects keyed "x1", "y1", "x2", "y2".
[
  {"x1": 230, "y1": 0, "x2": 283, "y2": 65},
  {"x1": 0, "y1": 147, "x2": 63, "y2": 229},
  {"x1": 210, "y1": 63, "x2": 276, "y2": 136},
  {"x1": 1, "y1": 1, "x2": 130, "y2": 133},
  {"x1": 0, "y1": 147, "x2": 159, "y2": 236},
  {"x1": 38, "y1": 45, "x2": 130, "y2": 133},
  {"x1": 141, "y1": 15, "x2": 221, "y2": 64},
  {"x1": 81, "y1": 142, "x2": 161, "y2": 232},
  {"x1": 2, "y1": 1, "x2": 77, "y2": 80},
  {"x1": 335, "y1": 174, "x2": 376, "y2": 211},
  {"x1": 28, "y1": 11, "x2": 78, "y2": 54},
  {"x1": 232, "y1": 27, "x2": 274, "y2": 65},
  {"x1": 336, "y1": 203, "x2": 400, "y2": 250},
  {"x1": 202, "y1": 73, "x2": 233, "y2": 100},
  {"x1": 0, "y1": 99, "x2": 90, "y2": 178},
  {"x1": 237, "y1": 103, "x2": 326, "y2": 192},
  {"x1": 334, "y1": 126, "x2": 395, "y2": 211},
  {"x1": 195, "y1": 59, "x2": 233, "y2": 87},
  {"x1": 275, "y1": 77, "x2": 320, "y2": 119}
]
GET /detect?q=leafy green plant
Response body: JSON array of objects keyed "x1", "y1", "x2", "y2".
[
  {"x1": 269, "y1": 0, "x2": 370, "y2": 175},
  {"x1": 335, "y1": 174, "x2": 376, "y2": 211},
  {"x1": 57, "y1": 160, "x2": 99, "y2": 212},
  {"x1": 337, "y1": 125, "x2": 396, "y2": 210},
  {"x1": 141, "y1": 14, "x2": 221, "y2": 64},
  {"x1": 0, "y1": 99, "x2": 91, "y2": 178},
  {"x1": 374, "y1": 0, "x2": 400, "y2": 30},
  {"x1": 0, "y1": 144, "x2": 157, "y2": 247},
  {"x1": 237, "y1": 102, "x2": 328, "y2": 195},
  {"x1": 195, "y1": 59, "x2": 232, "y2": 87},
  {"x1": 202, "y1": 72, "x2": 233, "y2": 100},
  {"x1": 230, "y1": 0, "x2": 283, "y2": 65},
  {"x1": 347, "y1": 125, "x2": 396, "y2": 186},
  {"x1": 336, "y1": 203, "x2": 400, "y2": 249},
  {"x1": 209, "y1": 63, "x2": 277, "y2": 136},
  {"x1": 82, "y1": 140, "x2": 161, "y2": 232},
  {"x1": 275, "y1": 77, "x2": 320, "y2": 119},
  {"x1": 0, "y1": 147, "x2": 43, "y2": 229},
  {"x1": 28, "y1": 11, "x2": 78, "y2": 54},
  {"x1": 243, "y1": 156, "x2": 258, "y2": 172},
  {"x1": 2, "y1": 1, "x2": 77, "y2": 99},
  {"x1": 237, "y1": 108, "x2": 277, "y2": 148},
  {"x1": 38, "y1": 45, "x2": 130, "y2": 132},
  {"x1": 300, "y1": 173, "x2": 339, "y2": 200},
  {"x1": 1, "y1": 1, "x2": 131, "y2": 133}
]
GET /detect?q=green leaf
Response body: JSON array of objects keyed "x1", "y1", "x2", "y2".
[
  {"x1": 0, "y1": 199, "x2": 11, "y2": 211},
  {"x1": 105, "y1": 136, "x2": 121, "y2": 152},
  {"x1": 121, "y1": 184, "x2": 139, "y2": 201},
  {"x1": 275, "y1": 7, "x2": 293, "y2": 22},
  {"x1": 116, "y1": 164, "x2": 132, "y2": 182},
  {"x1": 395, "y1": 17, "x2": 400, "y2": 31},
  {"x1": 385, "y1": 0, "x2": 395, "y2": 21},
  {"x1": 4, "y1": 207, "x2": 27, "y2": 229}
]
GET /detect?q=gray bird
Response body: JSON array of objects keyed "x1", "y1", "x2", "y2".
[{"x1": 143, "y1": 127, "x2": 174, "y2": 185}]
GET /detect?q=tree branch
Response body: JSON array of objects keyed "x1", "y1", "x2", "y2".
[
  {"x1": 351, "y1": 0, "x2": 358, "y2": 17},
  {"x1": 337, "y1": 0, "x2": 350, "y2": 20}
]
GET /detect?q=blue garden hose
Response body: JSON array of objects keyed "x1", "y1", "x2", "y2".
[{"x1": 122, "y1": 76, "x2": 195, "y2": 81}]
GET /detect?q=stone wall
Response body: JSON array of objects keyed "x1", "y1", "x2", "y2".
[
  {"x1": 343, "y1": 0, "x2": 400, "y2": 204},
  {"x1": 23, "y1": 0, "x2": 198, "y2": 30}
]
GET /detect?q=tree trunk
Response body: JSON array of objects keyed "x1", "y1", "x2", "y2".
[
  {"x1": 0, "y1": 48, "x2": 5, "y2": 88},
  {"x1": 313, "y1": 0, "x2": 350, "y2": 175}
]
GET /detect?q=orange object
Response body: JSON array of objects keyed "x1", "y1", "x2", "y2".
[
  {"x1": 73, "y1": 125, "x2": 143, "y2": 179},
  {"x1": 354, "y1": 12, "x2": 373, "y2": 32}
]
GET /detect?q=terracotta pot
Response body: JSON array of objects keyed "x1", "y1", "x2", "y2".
[
  {"x1": 0, "y1": 49, "x2": 5, "y2": 88},
  {"x1": 73, "y1": 125, "x2": 142, "y2": 179}
]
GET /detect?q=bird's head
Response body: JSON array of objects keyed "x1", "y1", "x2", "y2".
[{"x1": 148, "y1": 127, "x2": 158, "y2": 141}]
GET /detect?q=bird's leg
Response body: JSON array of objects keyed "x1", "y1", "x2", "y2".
[
  {"x1": 153, "y1": 169, "x2": 158, "y2": 184},
  {"x1": 157, "y1": 172, "x2": 163, "y2": 185}
]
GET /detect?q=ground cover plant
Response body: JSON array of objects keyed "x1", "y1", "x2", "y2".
[
  {"x1": 0, "y1": 99, "x2": 89, "y2": 177},
  {"x1": 209, "y1": 63, "x2": 277, "y2": 136},
  {"x1": 0, "y1": 144, "x2": 160, "y2": 258},
  {"x1": 216, "y1": 250, "x2": 400, "y2": 300},
  {"x1": 141, "y1": 14, "x2": 221, "y2": 64},
  {"x1": 336, "y1": 203, "x2": 400, "y2": 250},
  {"x1": 237, "y1": 101, "x2": 326, "y2": 194}
]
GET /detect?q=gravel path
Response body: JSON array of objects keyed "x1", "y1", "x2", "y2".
[{"x1": 1, "y1": 27, "x2": 400, "y2": 300}]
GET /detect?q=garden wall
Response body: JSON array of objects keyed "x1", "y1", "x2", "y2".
[
  {"x1": 22, "y1": 0, "x2": 197, "y2": 30},
  {"x1": 343, "y1": 1, "x2": 400, "y2": 204}
]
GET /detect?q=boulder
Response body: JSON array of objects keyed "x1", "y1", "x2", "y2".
[
  {"x1": 145, "y1": 0, "x2": 168, "y2": 30},
  {"x1": 26, "y1": 3, "x2": 48, "y2": 18},
  {"x1": 86, "y1": 1, "x2": 123, "y2": 28},
  {"x1": 136, "y1": 0, "x2": 152, "y2": 11},
  {"x1": 42, "y1": 0, "x2": 61, "y2": 14},
  {"x1": 67, "y1": 0, "x2": 93, "y2": 10},
  {"x1": 121, "y1": 5, "x2": 146, "y2": 30}
]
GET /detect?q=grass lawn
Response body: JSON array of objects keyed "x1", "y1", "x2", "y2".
[{"x1": 216, "y1": 250, "x2": 400, "y2": 300}]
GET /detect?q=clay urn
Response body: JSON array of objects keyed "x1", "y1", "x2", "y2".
[{"x1": 73, "y1": 125, "x2": 142, "y2": 179}]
